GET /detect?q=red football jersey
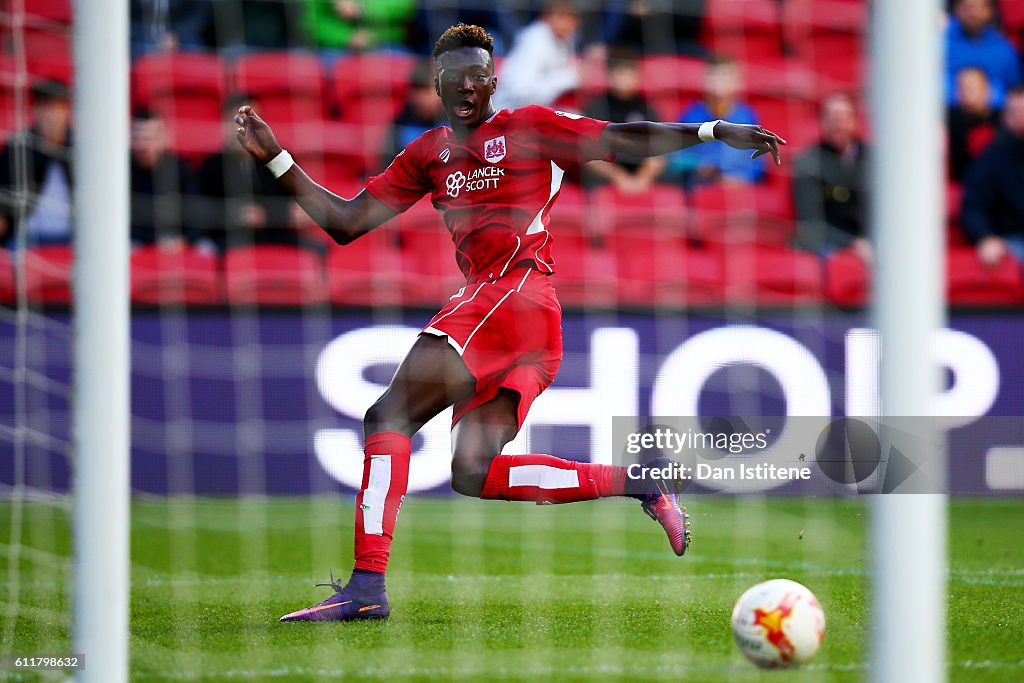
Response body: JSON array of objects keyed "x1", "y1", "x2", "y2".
[{"x1": 365, "y1": 105, "x2": 612, "y2": 284}]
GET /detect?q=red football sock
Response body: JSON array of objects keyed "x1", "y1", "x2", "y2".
[
  {"x1": 353, "y1": 432, "x2": 411, "y2": 573},
  {"x1": 479, "y1": 454, "x2": 627, "y2": 504}
]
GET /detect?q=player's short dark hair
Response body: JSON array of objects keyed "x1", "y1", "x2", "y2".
[
  {"x1": 432, "y1": 23, "x2": 494, "y2": 60},
  {"x1": 1008, "y1": 84, "x2": 1024, "y2": 99}
]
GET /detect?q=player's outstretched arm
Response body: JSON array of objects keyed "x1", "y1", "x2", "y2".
[
  {"x1": 601, "y1": 121, "x2": 788, "y2": 165},
  {"x1": 233, "y1": 105, "x2": 396, "y2": 244}
]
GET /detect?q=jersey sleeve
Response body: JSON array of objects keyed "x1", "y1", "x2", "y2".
[
  {"x1": 364, "y1": 136, "x2": 431, "y2": 213},
  {"x1": 520, "y1": 105, "x2": 614, "y2": 168}
]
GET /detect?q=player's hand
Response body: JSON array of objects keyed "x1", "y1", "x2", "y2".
[
  {"x1": 234, "y1": 105, "x2": 283, "y2": 165},
  {"x1": 977, "y1": 235, "x2": 1008, "y2": 268},
  {"x1": 714, "y1": 122, "x2": 787, "y2": 165}
]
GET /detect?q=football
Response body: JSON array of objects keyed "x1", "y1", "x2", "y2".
[{"x1": 731, "y1": 579, "x2": 826, "y2": 668}]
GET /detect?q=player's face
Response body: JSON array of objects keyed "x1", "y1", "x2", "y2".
[{"x1": 434, "y1": 47, "x2": 496, "y2": 131}]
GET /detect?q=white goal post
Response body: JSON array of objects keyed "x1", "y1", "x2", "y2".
[
  {"x1": 869, "y1": 1, "x2": 947, "y2": 682},
  {"x1": 71, "y1": 0, "x2": 130, "y2": 681}
]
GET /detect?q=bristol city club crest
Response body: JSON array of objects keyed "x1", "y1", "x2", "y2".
[{"x1": 483, "y1": 136, "x2": 506, "y2": 164}]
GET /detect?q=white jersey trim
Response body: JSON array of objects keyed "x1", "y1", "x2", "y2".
[
  {"x1": 526, "y1": 161, "x2": 564, "y2": 236},
  {"x1": 498, "y1": 235, "x2": 522, "y2": 278},
  {"x1": 462, "y1": 268, "x2": 532, "y2": 354},
  {"x1": 428, "y1": 282, "x2": 488, "y2": 328},
  {"x1": 422, "y1": 326, "x2": 466, "y2": 356}
]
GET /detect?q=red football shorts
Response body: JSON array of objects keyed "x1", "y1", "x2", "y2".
[{"x1": 422, "y1": 265, "x2": 563, "y2": 430}]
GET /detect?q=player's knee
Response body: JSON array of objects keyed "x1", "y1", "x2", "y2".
[
  {"x1": 363, "y1": 399, "x2": 396, "y2": 435},
  {"x1": 450, "y1": 455, "x2": 489, "y2": 498}
]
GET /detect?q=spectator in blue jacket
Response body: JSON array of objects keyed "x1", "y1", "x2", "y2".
[
  {"x1": 961, "y1": 86, "x2": 1024, "y2": 266},
  {"x1": 946, "y1": 0, "x2": 1021, "y2": 108},
  {"x1": 670, "y1": 56, "x2": 765, "y2": 187}
]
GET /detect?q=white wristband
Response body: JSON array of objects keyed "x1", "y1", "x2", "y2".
[
  {"x1": 698, "y1": 120, "x2": 722, "y2": 142},
  {"x1": 266, "y1": 149, "x2": 294, "y2": 178}
]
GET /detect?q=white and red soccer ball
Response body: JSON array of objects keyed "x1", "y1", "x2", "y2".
[{"x1": 731, "y1": 579, "x2": 826, "y2": 668}]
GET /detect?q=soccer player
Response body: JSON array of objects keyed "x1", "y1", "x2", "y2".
[{"x1": 234, "y1": 24, "x2": 785, "y2": 622}]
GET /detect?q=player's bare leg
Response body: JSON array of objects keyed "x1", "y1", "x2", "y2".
[
  {"x1": 280, "y1": 336, "x2": 689, "y2": 623},
  {"x1": 280, "y1": 334, "x2": 474, "y2": 622},
  {"x1": 451, "y1": 389, "x2": 691, "y2": 555}
]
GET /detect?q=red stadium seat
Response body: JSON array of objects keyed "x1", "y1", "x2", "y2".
[
  {"x1": 590, "y1": 183, "x2": 688, "y2": 236},
  {"x1": 326, "y1": 228, "x2": 409, "y2": 306},
  {"x1": 331, "y1": 120, "x2": 390, "y2": 181},
  {"x1": 223, "y1": 245, "x2": 327, "y2": 305},
  {"x1": 0, "y1": 249, "x2": 13, "y2": 304},
  {"x1": 742, "y1": 59, "x2": 818, "y2": 100},
  {"x1": 21, "y1": 0, "x2": 73, "y2": 24},
  {"x1": 784, "y1": 0, "x2": 866, "y2": 92},
  {"x1": 233, "y1": 52, "x2": 326, "y2": 125},
  {"x1": 332, "y1": 52, "x2": 416, "y2": 124},
  {"x1": 17, "y1": 29, "x2": 72, "y2": 84},
  {"x1": 749, "y1": 94, "x2": 819, "y2": 152},
  {"x1": 0, "y1": 57, "x2": 24, "y2": 141},
  {"x1": 577, "y1": 57, "x2": 608, "y2": 100},
  {"x1": 549, "y1": 233, "x2": 618, "y2": 308},
  {"x1": 133, "y1": 52, "x2": 226, "y2": 122},
  {"x1": 23, "y1": 244, "x2": 73, "y2": 304},
  {"x1": 639, "y1": 56, "x2": 707, "y2": 120},
  {"x1": 394, "y1": 199, "x2": 465, "y2": 306},
  {"x1": 704, "y1": 0, "x2": 785, "y2": 62},
  {"x1": 610, "y1": 232, "x2": 725, "y2": 306},
  {"x1": 690, "y1": 182, "x2": 795, "y2": 247},
  {"x1": 740, "y1": 59, "x2": 819, "y2": 151},
  {"x1": 130, "y1": 245, "x2": 221, "y2": 304},
  {"x1": 133, "y1": 52, "x2": 226, "y2": 161},
  {"x1": 824, "y1": 247, "x2": 869, "y2": 306},
  {"x1": 1002, "y1": 0, "x2": 1024, "y2": 32},
  {"x1": 547, "y1": 182, "x2": 588, "y2": 240},
  {"x1": 327, "y1": 54, "x2": 416, "y2": 177},
  {"x1": 722, "y1": 245, "x2": 824, "y2": 304},
  {"x1": 946, "y1": 181, "x2": 968, "y2": 246},
  {"x1": 164, "y1": 119, "x2": 224, "y2": 163},
  {"x1": 947, "y1": 246, "x2": 1024, "y2": 305},
  {"x1": 805, "y1": 35, "x2": 864, "y2": 91},
  {"x1": 785, "y1": 0, "x2": 868, "y2": 34},
  {"x1": 280, "y1": 117, "x2": 387, "y2": 183}
]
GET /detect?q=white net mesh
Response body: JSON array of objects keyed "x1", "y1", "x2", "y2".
[{"x1": 0, "y1": 0, "x2": 1023, "y2": 679}]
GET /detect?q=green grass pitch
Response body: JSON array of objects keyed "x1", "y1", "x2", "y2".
[{"x1": 1, "y1": 496, "x2": 1022, "y2": 681}]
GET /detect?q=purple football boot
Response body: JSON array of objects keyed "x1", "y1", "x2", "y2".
[{"x1": 279, "y1": 570, "x2": 390, "y2": 622}]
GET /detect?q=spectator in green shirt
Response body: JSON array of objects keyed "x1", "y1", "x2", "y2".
[{"x1": 303, "y1": 0, "x2": 415, "y2": 52}]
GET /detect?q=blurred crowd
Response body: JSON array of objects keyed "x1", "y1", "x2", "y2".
[{"x1": 1, "y1": 0, "x2": 1024, "y2": 303}]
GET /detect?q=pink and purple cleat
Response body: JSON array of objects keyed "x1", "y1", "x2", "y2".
[{"x1": 635, "y1": 458, "x2": 692, "y2": 556}]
